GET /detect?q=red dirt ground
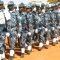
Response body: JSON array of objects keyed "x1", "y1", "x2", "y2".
[{"x1": 6, "y1": 37, "x2": 60, "y2": 60}]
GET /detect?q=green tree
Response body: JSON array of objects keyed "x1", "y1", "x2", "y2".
[
  {"x1": 48, "y1": 0, "x2": 58, "y2": 3},
  {"x1": 58, "y1": 0, "x2": 60, "y2": 2}
]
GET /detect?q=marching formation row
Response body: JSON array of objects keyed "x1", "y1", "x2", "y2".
[{"x1": 0, "y1": 0, "x2": 60, "y2": 60}]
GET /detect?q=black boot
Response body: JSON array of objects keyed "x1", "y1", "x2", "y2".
[
  {"x1": 53, "y1": 42, "x2": 56, "y2": 46},
  {"x1": 2, "y1": 58, "x2": 6, "y2": 60},
  {"x1": 20, "y1": 53, "x2": 24, "y2": 58},
  {"x1": 45, "y1": 45, "x2": 48, "y2": 49},
  {"x1": 27, "y1": 50, "x2": 31, "y2": 55},
  {"x1": 38, "y1": 47, "x2": 42, "y2": 51},
  {"x1": 9, "y1": 56, "x2": 13, "y2": 60},
  {"x1": 56, "y1": 41, "x2": 58, "y2": 44}
]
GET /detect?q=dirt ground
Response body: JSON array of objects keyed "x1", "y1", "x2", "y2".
[{"x1": 6, "y1": 37, "x2": 60, "y2": 60}]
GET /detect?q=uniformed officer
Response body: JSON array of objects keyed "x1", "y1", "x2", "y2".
[
  {"x1": 50, "y1": 5, "x2": 59, "y2": 45},
  {"x1": 25, "y1": 4, "x2": 33, "y2": 54},
  {"x1": 7, "y1": 1, "x2": 18, "y2": 60},
  {"x1": 18, "y1": 3, "x2": 27, "y2": 57},
  {"x1": 43, "y1": 5, "x2": 51, "y2": 48},
  {"x1": 56, "y1": 3, "x2": 60, "y2": 33},
  {"x1": 53, "y1": 3, "x2": 60, "y2": 44},
  {"x1": 32, "y1": 4, "x2": 39, "y2": 47},
  {"x1": 0, "y1": 0, "x2": 11, "y2": 60},
  {"x1": 37, "y1": 5, "x2": 44, "y2": 50},
  {"x1": 5, "y1": 4, "x2": 18, "y2": 50}
]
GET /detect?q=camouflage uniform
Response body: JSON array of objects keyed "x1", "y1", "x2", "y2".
[
  {"x1": 25, "y1": 4, "x2": 33, "y2": 54},
  {"x1": 0, "y1": 1, "x2": 11, "y2": 60},
  {"x1": 7, "y1": 1, "x2": 18, "y2": 60},
  {"x1": 43, "y1": 10, "x2": 51, "y2": 48},
  {"x1": 18, "y1": 3, "x2": 27, "y2": 57},
  {"x1": 38, "y1": 11, "x2": 44, "y2": 50}
]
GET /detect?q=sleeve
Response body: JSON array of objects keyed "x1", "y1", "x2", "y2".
[{"x1": 4, "y1": 9, "x2": 11, "y2": 21}]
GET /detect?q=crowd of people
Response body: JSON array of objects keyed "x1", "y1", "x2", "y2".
[{"x1": 0, "y1": 0, "x2": 60, "y2": 60}]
